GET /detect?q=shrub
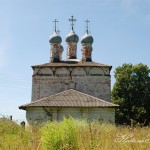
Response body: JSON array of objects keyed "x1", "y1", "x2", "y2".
[{"x1": 40, "y1": 116, "x2": 79, "y2": 150}]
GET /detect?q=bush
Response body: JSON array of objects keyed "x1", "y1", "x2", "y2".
[{"x1": 40, "y1": 116, "x2": 79, "y2": 150}]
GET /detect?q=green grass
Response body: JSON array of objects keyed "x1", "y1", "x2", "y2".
[
  {"x1": 0, "y1": 117, "x2": 40, "y2": 150},
  {"x1": 0, "y1": 117, "x2": 150, "y2": 150}
]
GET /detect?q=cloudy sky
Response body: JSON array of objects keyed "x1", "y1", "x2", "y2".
[{"x1": 0, "y1": 0, "x2": 150, "y2": 122}]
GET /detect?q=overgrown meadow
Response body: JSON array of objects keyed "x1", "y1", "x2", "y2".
[{"x1": 0, "y1": 117, "x2": 150, "y2": 150}]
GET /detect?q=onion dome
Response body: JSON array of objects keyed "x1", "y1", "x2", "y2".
[
  {"x1": 49, "y1": 31, "x2": 62, "y2": 44},
  {"x1": 66, "y1": 30, "x2": 79, "y2": 43},
  {"x1": 81, "y1": 32, "x2": 94, "y2": 44}
]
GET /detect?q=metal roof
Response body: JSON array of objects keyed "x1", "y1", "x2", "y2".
[
  {"x1": 19, "y1": 89, "x2": 118, "y2": 110},
  {"x1": 31, "y1": 60, "x2": 112, "y2": 69}
]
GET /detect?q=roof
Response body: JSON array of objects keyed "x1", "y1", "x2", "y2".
[
  {"x1": 32, "y1": 60, "x2": 112, "y2": 69},
  {"x1": 19, "y1": 89, "x2": 118, "y2": 110}
]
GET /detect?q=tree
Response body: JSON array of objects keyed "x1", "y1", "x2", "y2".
[{"x1": 112, "y1": 63, "x2": 150, "y2": 125}]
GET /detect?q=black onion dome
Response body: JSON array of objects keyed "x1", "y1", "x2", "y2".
[
  {"x1": 66, "y1": 30, "x2": 79, "y2": 43},
  {"x1": 81, "y1": 32, "x2": 94, "y2": 44},
  {"x1": 49, "y1": 32, "x2": 62, "y2": 44}
]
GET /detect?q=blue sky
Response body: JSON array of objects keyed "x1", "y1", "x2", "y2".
[{"x1": 0, "y1": 0, "x2": 150, "y2": 122}]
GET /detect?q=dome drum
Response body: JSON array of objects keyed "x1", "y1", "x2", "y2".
[
  {"x1": 49, "y1": 32, "x2": 63, "y2": 62},
  {"x1": 81, "y1": 32, "x2": 93, "y2": 62}
]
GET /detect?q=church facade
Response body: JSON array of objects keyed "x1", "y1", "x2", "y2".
[{"x1": 19, "y1": 16, "x2": 118, "y2": 124}]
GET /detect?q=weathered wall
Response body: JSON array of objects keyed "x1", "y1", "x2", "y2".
[
  {"x1": 26, "y1": 107, "x2": 115, "y2": 124},
  {"x1": 31, "y1": 66, "x2": 111, "y2": 101}
]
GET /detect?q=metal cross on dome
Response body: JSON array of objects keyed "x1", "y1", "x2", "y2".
[
  {"x1": 85, "y1": 19, "x2": 90, "y2": 34},
  {"x1": 53, "y1": 19, "x2": 58, "y2": 32},
  {"x1": 69, "y1": 16, "x2": 76, "y2": 30}
]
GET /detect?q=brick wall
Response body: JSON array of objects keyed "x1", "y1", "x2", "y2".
[{"x1": 31, "y1": 66, "x2": 111, "y2": 102}]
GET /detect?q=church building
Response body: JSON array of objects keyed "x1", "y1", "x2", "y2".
[{"x1": 19, "y1": 16, "x2": 118, "y2": 124}]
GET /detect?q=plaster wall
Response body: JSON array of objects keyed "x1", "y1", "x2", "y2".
[
  {"x1": 26, "y1": 107, "x2": 115, "y2": 124},
  {"x1": 31, "y1": 66, "x2": 111, "y2": 102}
]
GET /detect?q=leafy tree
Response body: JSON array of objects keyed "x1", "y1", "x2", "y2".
[{"x1": 112, "y1": 63, "x2": 150, "y2": 125}]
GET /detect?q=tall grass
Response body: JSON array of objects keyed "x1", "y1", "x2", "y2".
[
  {"x1": 0, "y1": 117, "x2": 150, "y2": 150},
  {"x1": 40, "y1": 117, "x2": 150, "y2": 150},
  {"x1": 0, "y1": 117, "x2": 40, "y2": 150},
  {"x1": 0, "y1": 117, "x2": 28, "y2": 149}
]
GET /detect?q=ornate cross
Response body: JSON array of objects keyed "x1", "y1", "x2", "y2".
[
  {"x1": 85, "y1": 19, "x2": 90, "y2": 33},
  {"x1": 53, "y1": 19, "x2": 58, "y2": 32},
  {"x1": 69, "y1": 16, "x2": 76, "y2": 30}
]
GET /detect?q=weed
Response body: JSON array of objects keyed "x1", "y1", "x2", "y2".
[{"x1": 0, "y1": 117, "x2": 150, "y2": 150}]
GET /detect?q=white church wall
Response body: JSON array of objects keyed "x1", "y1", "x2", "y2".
[
  {"x1": 33, "y1": 68, "x2": 53, "y2": 75},
  {"x1": 26, "y1": 107, "x2": 49, "y2": 124},
  {"x1": 55, "y1": 67, "x2": 70, "y2": 76},
  {"x1": 31, "y1": 66, "x2": 111, "y2": 102},
  {"x1": 89, "y1": 67, "x2": 104, "y2": 76},
  {"x1": 26, "y1": 107, "x2": 115, "y2": 124},
  {"x1": 71, "y1": 67, "x2": 86, "y2": 76},
  {"x1": 57, "y1": 108, "x2": 82, "y2": 120},
  {"x1": 88, "y1": 108, "x2": 115, "y2": 123}
]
